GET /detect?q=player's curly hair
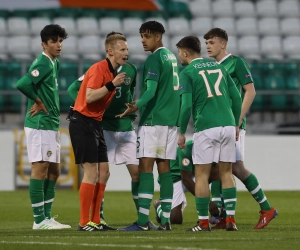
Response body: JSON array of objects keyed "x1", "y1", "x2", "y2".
[
  {"x1": 40, "y1": 24, "x2": 68, "y2": 43},
  {"x1": 139, "y1": 21, "x2": 165, "y2": 34},
  {"x1": 203, "y1": 28, "x2": 228, "y2": 41},
  {"x1": 176, "y1": 36, "x2": 201, "y2": 54}
]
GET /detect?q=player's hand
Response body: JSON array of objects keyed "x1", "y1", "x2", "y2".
[
  {"x1": 116, "y1": 100, "x2": 138, "y2": 118},
  {"x1": 112, "y1": 72, "x2": 126, "y2": 87},
  {"x1": 29, "y1": 98, "x2": 49, "y2": 117},
  {"x1": 66, "y1": 103, "x2": 74, "y2": 121},
  {"x1": 235, "y1": 126, "x2": 239, "y2": 141},
  {"x1": 178, "y1": 134, "x2": 186, "y2": 149}
]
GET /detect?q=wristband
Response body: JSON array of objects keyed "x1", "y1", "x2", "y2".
[{"x1": 105, "y1": 81, "x2": 116, "y2": 91}]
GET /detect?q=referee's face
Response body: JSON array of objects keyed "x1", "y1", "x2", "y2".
[{"x1": 113, "y1": 40, "x2": 129, "y2": 67}]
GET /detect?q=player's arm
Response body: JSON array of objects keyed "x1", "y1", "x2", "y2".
[
  {"x1": 180, "y1": 170, "x2": 195, "y2": 196},
  {"x1": 135, "y1": 80, "x2": 157, "y2": 109},
  {"x1": 67, "y1": 77, "x2": 83, "y2": 102},
  {"x1": 227, "y1": 74, "x2": 242, "y2": 126},
  {"x1": 86, "y1": 72, "x2": 126, "y2": 103},
  {"x1": 235, "y1": 59, "x2": 256, "y2": 126}
]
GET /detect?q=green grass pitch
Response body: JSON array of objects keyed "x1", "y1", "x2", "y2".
[{"x1": 0, "y1": 190, "x2": 300, "y2": 250}]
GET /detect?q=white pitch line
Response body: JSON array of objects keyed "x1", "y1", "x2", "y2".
[{"x1": 0, "y1": 241, "x2": 218, "y2": 250}]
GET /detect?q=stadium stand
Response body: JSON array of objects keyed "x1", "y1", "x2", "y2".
[{"x1": 0, "y1": 0, "x2": 299, "y2": 133}]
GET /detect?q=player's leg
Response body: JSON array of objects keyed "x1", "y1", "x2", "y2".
[
  {"x1": 126, "y1": 164, "x2": 139, "y2": 213},
  {"x1": 209, "y1": 164, "x2": 223, "y2": 223},
  {"x1": 233, "y1": 129, "x2": 277, "y2": 229},
  {"x1": 218, "y1": 126, "x2": 238, "y2": 231}
]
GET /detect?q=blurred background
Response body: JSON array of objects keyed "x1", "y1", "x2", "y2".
[{"x1": 0, "y1": 0, "x2": 299, "y2": 191}]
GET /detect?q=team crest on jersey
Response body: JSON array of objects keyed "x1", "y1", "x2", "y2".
[
  {"x1": 182, "y1": 158, "x2": 190, "y2": 167},
  {"x1": 31, "y1": 69, "x2": 39, "y2": 77},
  {"x1": 124, "y1": 76, "x2": 131, "y2": 85},
  {"x1": 47, "y1": 151, "x2": 52, "y2": 157},
  {"x1": 78, "y1": 75, "x2": 85, "y2": 81}
]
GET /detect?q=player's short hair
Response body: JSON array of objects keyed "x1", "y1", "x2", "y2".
[
  {"x1": 105, "y1": 32, "x2": 127, "y2": 51},
  {"x1": 139, "y1": 21, "x2": 165, "y2": 34},
  {"x1": 204, "y1": 28, "x2": 228, "y2": 41},
  {"x1": 40, "y1": 24, "x2": 68, "y2": 43},
  {"x1": 176, "y1": 36, "x2": 201, "y2": 54},
  {"x1": 106, "y1": 31, "x2": 124, "y2": 38}
]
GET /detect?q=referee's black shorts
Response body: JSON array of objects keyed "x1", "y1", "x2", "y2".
[{"x1": 69, "y1": 111, "x2": 108, "y2": 164}]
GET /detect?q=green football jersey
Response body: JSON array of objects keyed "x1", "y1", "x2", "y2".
[
  {"x1": 158, "y1": 140, "x2": 194, "y2": 184},
  {"x1": 24, "y1": 53, "x2": 60, "y2": 131},
  {"x1": 219, "y1": 54, "x2": 254, "y2": 130},
  {"x1": 179, "y1": 58, "x2": 236, "y2": 132},
  {"x1": 102, "y1": 62, "x2": 137, "y2": 131},
  {"x1": 139, "y1": 47, "x2": 180, "y2": 126}
]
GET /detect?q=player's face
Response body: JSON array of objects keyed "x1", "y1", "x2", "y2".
[
  {"x1": 42, "y1": 36, "x2": 63, "y2": 59},
  {"x1": 112, "y1": 40, "x2": 129, "y2": 67},
  {"x1": 205, "y1": 37, "x2": 225, "y2": 59},
  {"x1": 140, "y1": 31, "x2": 160, "y2": 52},
  {"x1": 177, "y1": 48, "x2": 188, "y2": 66}
]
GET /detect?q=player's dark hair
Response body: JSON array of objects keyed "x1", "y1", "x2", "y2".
[
  {"x1": 139, "y1": 21, "x2": 165, "y2": 34},
  {"x1": 40, "y1": 24, "x2": 68, "y2": 43},
  {"x1": 106, "y1": 31, "x2": 124, "y2": 38},
  {"x1": 176, "y1": 36, "x2": 201, "y2": 54},
  {"x1": 203, "y1": 28, "x2": 228, "y2": 41}
]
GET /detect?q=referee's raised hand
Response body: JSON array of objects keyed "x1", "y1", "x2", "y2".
[{"x1": 112, "y1": 72, "x2": 126, "y2": 87}]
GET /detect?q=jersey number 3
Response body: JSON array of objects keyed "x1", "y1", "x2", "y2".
[{"x1": 199, "y1": 69, "x2": 223, "y2": 98}]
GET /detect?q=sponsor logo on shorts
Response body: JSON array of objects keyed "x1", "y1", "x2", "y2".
[
  {"x1": 182, "y1": 158, "x2": 190, "y2": 167},
  {"x1": 31, "y1": 69, "x2": 39, "y2": 77},
  {"x1": 47, "y1": 151, "x2": 52, "y2": 157},
  {"x1": 124, "y1": 76, "x2": 131, "y2": 85}
]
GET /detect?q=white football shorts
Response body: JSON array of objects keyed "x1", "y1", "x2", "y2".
[
  {"x1": 24, "y1": 127, "x2": 60, "y2": 163},
  {"x1": 171, "y1": 180, "x2": 187, "y2": 210},
  {"x1": 103, "y1": 130, "x2": 139, "y2": 165},
  {"x1": 236, "y1": 129, "x2": 245, "y2": 161},
  {"x1": 192, "y1": 126, "x2": 236, "y2": 164},
  {"x1": 136, "y1": 126, "x2": 178, "y2": 160}
]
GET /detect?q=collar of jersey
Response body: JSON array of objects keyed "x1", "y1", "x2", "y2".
[
  {"x1": 106, "y1": 58, "x2": 116, "y2": 75},
  {"x1": 153, "y1": 47, "x2": 166, "y2": 53},
  {"x1": 191, "y1": 57, "x2": 203, "y2": 63},
  {"x1": 42, "y1": 52, "x2": 55, "y2": 66},
  {"x1": 217, "y1": 53, "x2": 232, "y2": 64}
]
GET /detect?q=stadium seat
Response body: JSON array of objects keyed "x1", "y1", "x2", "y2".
[
  {"x1": 79, "y1": 8, "x2": 103, "y2": 19},
  {"x1": 282, "y1": 36, "x2": 300, "y2": 60},
  {"x1": 124, "y1": 11, "x2": 147, "y2": 20},
  {"x1": 191, "y1": 17, "x2": 212, "y2": 36},
  {"x1": 238, "y1": 36, "x2": 261, "y2": 60},
  {"x1": 11, "y1": 10, "x2": 33, "y2": 19},
  {"x1": 55, "y1": 8, "x2": 81, "y2": 18},
  {"x1": 212, "y1": 0, "x2": 234, "y2": 17},
  {"x1": 5, "y1": 62, "x2": 22, "y2": 112},
  {"x1": 285, "y1": 63, "x2": 299, "y2": 90},
  {"x1": 31, "y1": 8, "x2": 56, "y2": 19},
  {"x1": 82, "y1": 62, "x2": 94, "y2": 73},
  {"x1": 7, "y1": 17, "x2": 30, "y2": 35},
  {"x1": 260, "y1": 36, "x2": 283, "y2": 60},
  {"x1": 169, "y1": 35, "x2": 183, "y2": 55},
  {"x1": 126, "y1": 35, "x2": 149, "y2": 62},
  {"x1": 227, "y1": 36, "x2": 238, "y2": 55},
  {"x1": 147, "y1": 10, "x2": 168, "y2": 20},
  {"x1": 78, "y1": 35, "x2": 102, "y2": 61},
  {"x1": 256, "y1": 0, "x2": 278, "y2": 17},
  {"x1": 236, "y1": 18, "x2": 258, "y2": 36},
  {"x1": 99, "y1": 17, "x2": 122, "y2": 36},
  {"x1": 101, "y1": 9, "x2": 125, "y2": 19},
  {"x1": 251, "y1": 95, "x2": 264, "y2": 111},
  {"x1": 0, "y1": 18, "x2": 7, "y2": 36},
  {"x1": 264, "y1": 63, "x2": 286, "y2": 90},
  {"x1": 198, "y1": 36, "x2": 209, "y2": 59},
  {"x1": 278, "y1": 0, "x2": 300, "y2": 18},
  {"x1": 30, "y1": 17, "x2": 51, "y2": 35},
  {"x1": 123, "y1": 17, "x2": 144, "y2": 36},
  {"x1": 162, "y1": 35, "x2": 170, "y2": 49},
  {"x1": 53, "y1": 17, "x2": 77, "y2": 35},
  {"x1": 234, "y1": 1, "x2": 256, "y2": 17},
  {"x1": 0, "y1": 36, "x2": 8, "y2": 61},
  {"x1": 30, "y1": 35, "x2": 43, "y2": 58},
  {"x1": 280, "y1": 18, "x2": 300, "y2": 36},
  {"x1": 168, "y1": 18, "x2": 190, "y2": 36},
  {"x1": 7, "y1": 36, "x2": 32, "y2": 61},
  {"x1": 0, "y1": 9, "x2": 10, "y2": 19},
  {"x1": 189, "y1": 0, "x2": 211, "y2": 18},
  {"x1": 167, "y1": 0, "x2": 191, "y2": 18},
  {"x1": 258, "y1": 18, "x2": 280, "y2": 36},
  {"x1": 59, "y1": 36, "x2": 78, "y2": 61},
  {"x1": 213, "y1": 17, "x2": 236, "y2": 36},
  {"x1": 76, "y1": 17, "x2": 99, "y2": 36}
]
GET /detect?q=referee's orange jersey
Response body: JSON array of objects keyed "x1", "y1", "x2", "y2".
[{"x1": 74, "y1": 59, "x2": 116, "y2": 121}]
